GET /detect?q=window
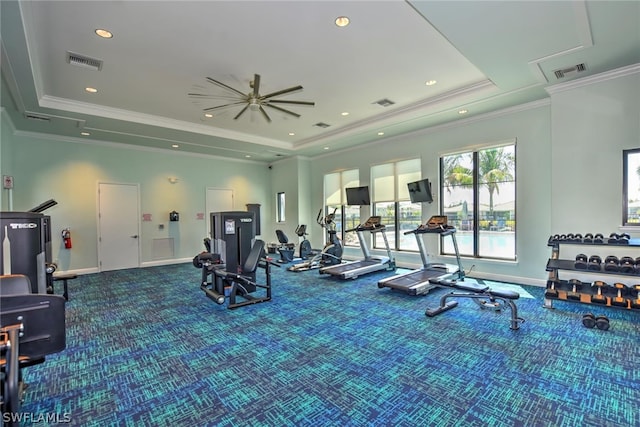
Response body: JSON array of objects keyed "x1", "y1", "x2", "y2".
[
  {"x1": 324, "y1": 169, "x2": 360, "y2": 246},
  {"x1": 623, "y1": 148, "x2": 640, "y2": 225},
  {"x1": 371, "y1": 159, "x2": 421, "y2": 251},
  {"x1": 276, "y1": 192, "x2": 285, "y2": 223},
  {"x1": 440, "y1": 144, "x2": 516, "y2": 260}
]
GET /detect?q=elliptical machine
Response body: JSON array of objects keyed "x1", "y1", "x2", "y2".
[{"x1": 288, "y1": 208, "x2": 343, "y2": 272}]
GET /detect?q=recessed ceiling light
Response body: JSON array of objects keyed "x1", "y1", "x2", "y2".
[
  {"x1": 425, "y1": 80, "x2": 437, "y2": 86},
  {"x1": 458, "y1": 109, "x2": 468, "y2": 115},
  {"x1": 323, "y1": 147, "x2": 330, "y2": 150},
  {"x1": 80, "y1": 132, "x2": 90, "y2": 136},
  {"x1": 204, "y1": 113, "x2": 213, "y2": 118},
  {"x1": 288, "y1": 132, "x2": 295, "y2": 136},
  {"x1": 335, "y1": 16, "x2": 350, "y2": 27},
  {"x1": 377, "y1": 132, "x2": 385, "y2": 136},
  {"x1": 85, "y1": 87, "x2": 98, "y2": 93},
  {"x1": 245, "y1": 155, "x2": 251, "y2": 158},
  {"x1": 341, "y1": 112, "x2": 349, "y2": 116},
  {"x1": 95, "y1": 29, "x2": 113, "y2": 39},
  {"x1": 171, "y1": 144, "x2": 179, "y2": 148}
]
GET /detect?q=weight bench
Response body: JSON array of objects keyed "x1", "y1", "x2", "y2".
[
  {"x1": 425, "y1": 278, "x2": 524, "y2": 330},
  {"x1": 202, "y1": 239, "x2": 279, "y2": 309},
  {"x1": 52, "y1": 273, "x2": 77, "y2": 301},
  {"x1": 1, "y1": 274, "x2": 66, "y2": 419}
]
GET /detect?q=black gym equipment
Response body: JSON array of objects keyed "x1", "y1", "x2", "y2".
[
  {"x1": 544, "y1": 279, "x2": 560, "y2": 299},
  {"x1": 210, "y1": 211, "x2": 256, "y2": 277},
  {"x1": 288, "y1": 208, "x2": 343, "y2": 272},
  {"x1": 593, "y1": 233, "x2": 604, "y2": 244},
  {"x1": 582, "y1": 312, "x2": 597, "y2": 328},
  {"x1": 274, "y1": 230, "x2": 296, "y2": 263},
  {"x1": 619, "y1": 256, "x2": 635, "y2": 273},
  {"x1": 608, "y1": 233, "x2": 630, "y2": 244},
  {"x1": 611, "y1": 282, "x2": 630, "y2": 308},
  {"x1": 424, "y1": 278, "x2": 524, "y2": 330},
  {"x1": 583, "y1": 233, "x2": 594, "y2": 243},
  {"x1": 574, "y1": 254, "x2": 588, "y2": 269},
  {"x1": 1, "y1": 274, "x2": 66, "y2": 421},
  {"x1": 567, "y1": 278, "x2": 583, "y2": 300},
  {"x1": 200, "y1": 239, "x2": 279, "y2": 309},
  {"x1": 378, "y1": 221, "x2": 463, "y2": 296},
  {"x1": 604, "y1": 255, "x2": 620, "y2": 272},
  {"x1": 588, "y1": 255, "x2": 602, "y2": 271},
  {"x1": 319, "y1": 216, "x2": 395, "y2": 280},
  {"x1": 275, "y1": 225, "x2": 314, "y2": 263},
  {"x1": 590, "y1": 281, "x2": 610, "y2": 305},
  {"x1": 1, "y1": 203, "x2": 58, "y2": 294}
]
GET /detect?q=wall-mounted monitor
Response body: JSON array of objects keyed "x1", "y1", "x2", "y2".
[
  {"x1": 407, "y1": 178, "x2": 433, "y2": 203},
  {"x1": 345, "y1": 186, "x2": 371, "y2": 206}
]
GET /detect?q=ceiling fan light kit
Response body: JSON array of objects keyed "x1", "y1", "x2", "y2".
[{"x1": 189, "y1": 74, "x2": 315, "y2": 123}]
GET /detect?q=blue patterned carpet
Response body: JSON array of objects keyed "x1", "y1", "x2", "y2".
[{"x1": 19, "y1": 263, "x2": 640, "y2": 426}]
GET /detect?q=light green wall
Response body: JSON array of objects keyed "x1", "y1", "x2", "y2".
[
  {"x1": 1, "y1": 115, "x2": 271, "y2": 273},
  {"x1": 550, "y1": 71, "x2": 640, "y2": 232}
]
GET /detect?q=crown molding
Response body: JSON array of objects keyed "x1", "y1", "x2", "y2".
[{"x1": 545, "y1": 63, "x2": 640, "y2": 95}]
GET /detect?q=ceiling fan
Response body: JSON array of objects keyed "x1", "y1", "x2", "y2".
[{"x1": 189, "y1": 74, "x2": 315, "y2": 123}]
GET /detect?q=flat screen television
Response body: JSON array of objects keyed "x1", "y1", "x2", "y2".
[
  {"x1": 345, "y1": 186, "x2": 371, "y2": 206},
  {"x1": 407, "y1": 178, "x2": 433, "y2": 203}
]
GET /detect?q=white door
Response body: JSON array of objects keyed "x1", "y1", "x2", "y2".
[
  {"x1": 205, "y1": 188, "x2": 233, "y2": 236},
  {"x1": 98, "y1": 183, "x2": 140, "y2": 271}
]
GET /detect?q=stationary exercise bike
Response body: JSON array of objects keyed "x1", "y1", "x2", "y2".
[
  {"x1": 275, "y1": 224, "x2": 313, "y2": 262},
  {"x1": 288, "y1": 208, "x2": 343, "y2": 272}
]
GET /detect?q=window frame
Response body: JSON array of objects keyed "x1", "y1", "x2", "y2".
[
  {"x1": 440, "y1": 143, "x2": 516, "y2": 261},
  {"x1": 623, "y1": 148, "x2": 640, "y2": 226},
  {"x1": 371, "y1": 158, "x2": 422, "y2": 252},
  {"x1": 276, "y1": 192, "x2": 286, "y2": 223}
]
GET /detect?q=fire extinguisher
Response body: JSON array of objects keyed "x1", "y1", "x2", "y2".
[{"x1": 62, "y1": 228, "x2": 72, "y2": 249}]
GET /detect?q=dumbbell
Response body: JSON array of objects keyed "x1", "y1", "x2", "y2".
[
  {"x1": 608, "y1": 233, "x2": 631, "y2": 244},
  {"x1": 594, "y1": 233, "x2": 605, "y2": 244},
  {"x1": 611, "y1": 282, "x2": 630, "y2": 308},
  {"x1": 574, "y1": 254, "x2": 588, "y2": 269},
  {"x1": 545, "y1": 279, "x2": 560, "y2": 299},
  {"x1": 590, "y1": 281, "x2": 610, "y2": 305},
  {"x1": 583, "y1": 233, "x2": 594, "y2": 243},
  {"x1": 620, "y1": 256, "x2": 635, "y2": 274},
  {"x1": 572, "y1": 233, "x2": 583, "y2": 243},
  {"x1": 588, "y1": 255, "x2": 602, "y2": 271},
  {"x1": 630, "y1": 284, "x2": 640, "y2": 309},
  {"x1": 582, "y1": 313, "x2": 610, "y2": 330},
  {"x1": 567, "y1": 278, "x2": 583, "y2": 301},
  {"x1": 604, "y1": 255, "x2": 620, "y2": 272}
]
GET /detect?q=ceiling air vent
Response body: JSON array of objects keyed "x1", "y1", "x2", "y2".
[
  {"x1": 66, "y1": 51, "x2": 103, "y2": 71},
  {"x1": 373, "y1": 98, "x2": 395, "y2": 107},
  {"x1": 24, "y1": 112, "x2": 51, "y2": 123},
  {"x1": 314, "y1": 122, "x2": 331, "y2": 128},
  {"x1": 553, "y1": 63, "x2": 586, "y2": 79}
]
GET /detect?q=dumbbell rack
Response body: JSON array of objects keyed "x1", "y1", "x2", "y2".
[{"x1": 544, "y1": 236, "x2": 640, "y2": 310}]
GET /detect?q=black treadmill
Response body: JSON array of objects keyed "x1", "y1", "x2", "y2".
[
  {"x1": 319, "y1": 216, "x2": 395, "y2": 280},
  {"x1": 377, "y1": 222, "x2": 464, "y2": 295}
]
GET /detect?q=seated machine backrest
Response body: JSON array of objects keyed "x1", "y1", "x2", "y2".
[
  {"x1": 275, "y1": 230, "x2": 289, "y2": 244},
  {"x1": 1, "y1": 274, "x2": 32, "y2": 296},
  {"x1": 1, "y1": 294, "x2": 66, "y2": 359},
  {"x1": 296, "y1": 225, "x2": 307, "y2": 236},
  {"x1": 242, "y1": 239, "x2": 266, "y2": 275}
]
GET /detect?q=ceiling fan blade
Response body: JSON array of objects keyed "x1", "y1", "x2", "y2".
[
  {"x1": 252, "y1": 74, "x2": 261, "y2": 98},
  {"x1": 264, "y1": 103, "x2": 301, "y2": 118},
  {"x1": 259, "y1": 105, "x2": 272, "y2": 123},
  {"x1": 268, "y1": 99, "x2": 315, "y2": 106},
  {"x1": 203, "y1": 101, "x2": 247, "y2": 112},
  {"x1": 260, "y1": 85, "x2": 303, "y2": 100},
  {"x1": 233, "y1": 104, "x2": 250, "y2": 120},
  {"x1": 206, "y1": 77, "x2": 248, "y2": 98}
]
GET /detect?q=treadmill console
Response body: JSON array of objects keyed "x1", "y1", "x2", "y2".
[{"x1": 361, "y1": 216, "x2": 383, "y2": 230}]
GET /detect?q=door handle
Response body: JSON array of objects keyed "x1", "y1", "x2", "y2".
[{"x1": 131, "y1": 235, "x2": 138, "y2": 239}]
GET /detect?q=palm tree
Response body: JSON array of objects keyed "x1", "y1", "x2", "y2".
[
  {"x1": 479, "y1": 147, "x2": 515, "y2": 216},
  {"x1": 442, "y1": 148, "x2": 514, "y2": 214}
]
